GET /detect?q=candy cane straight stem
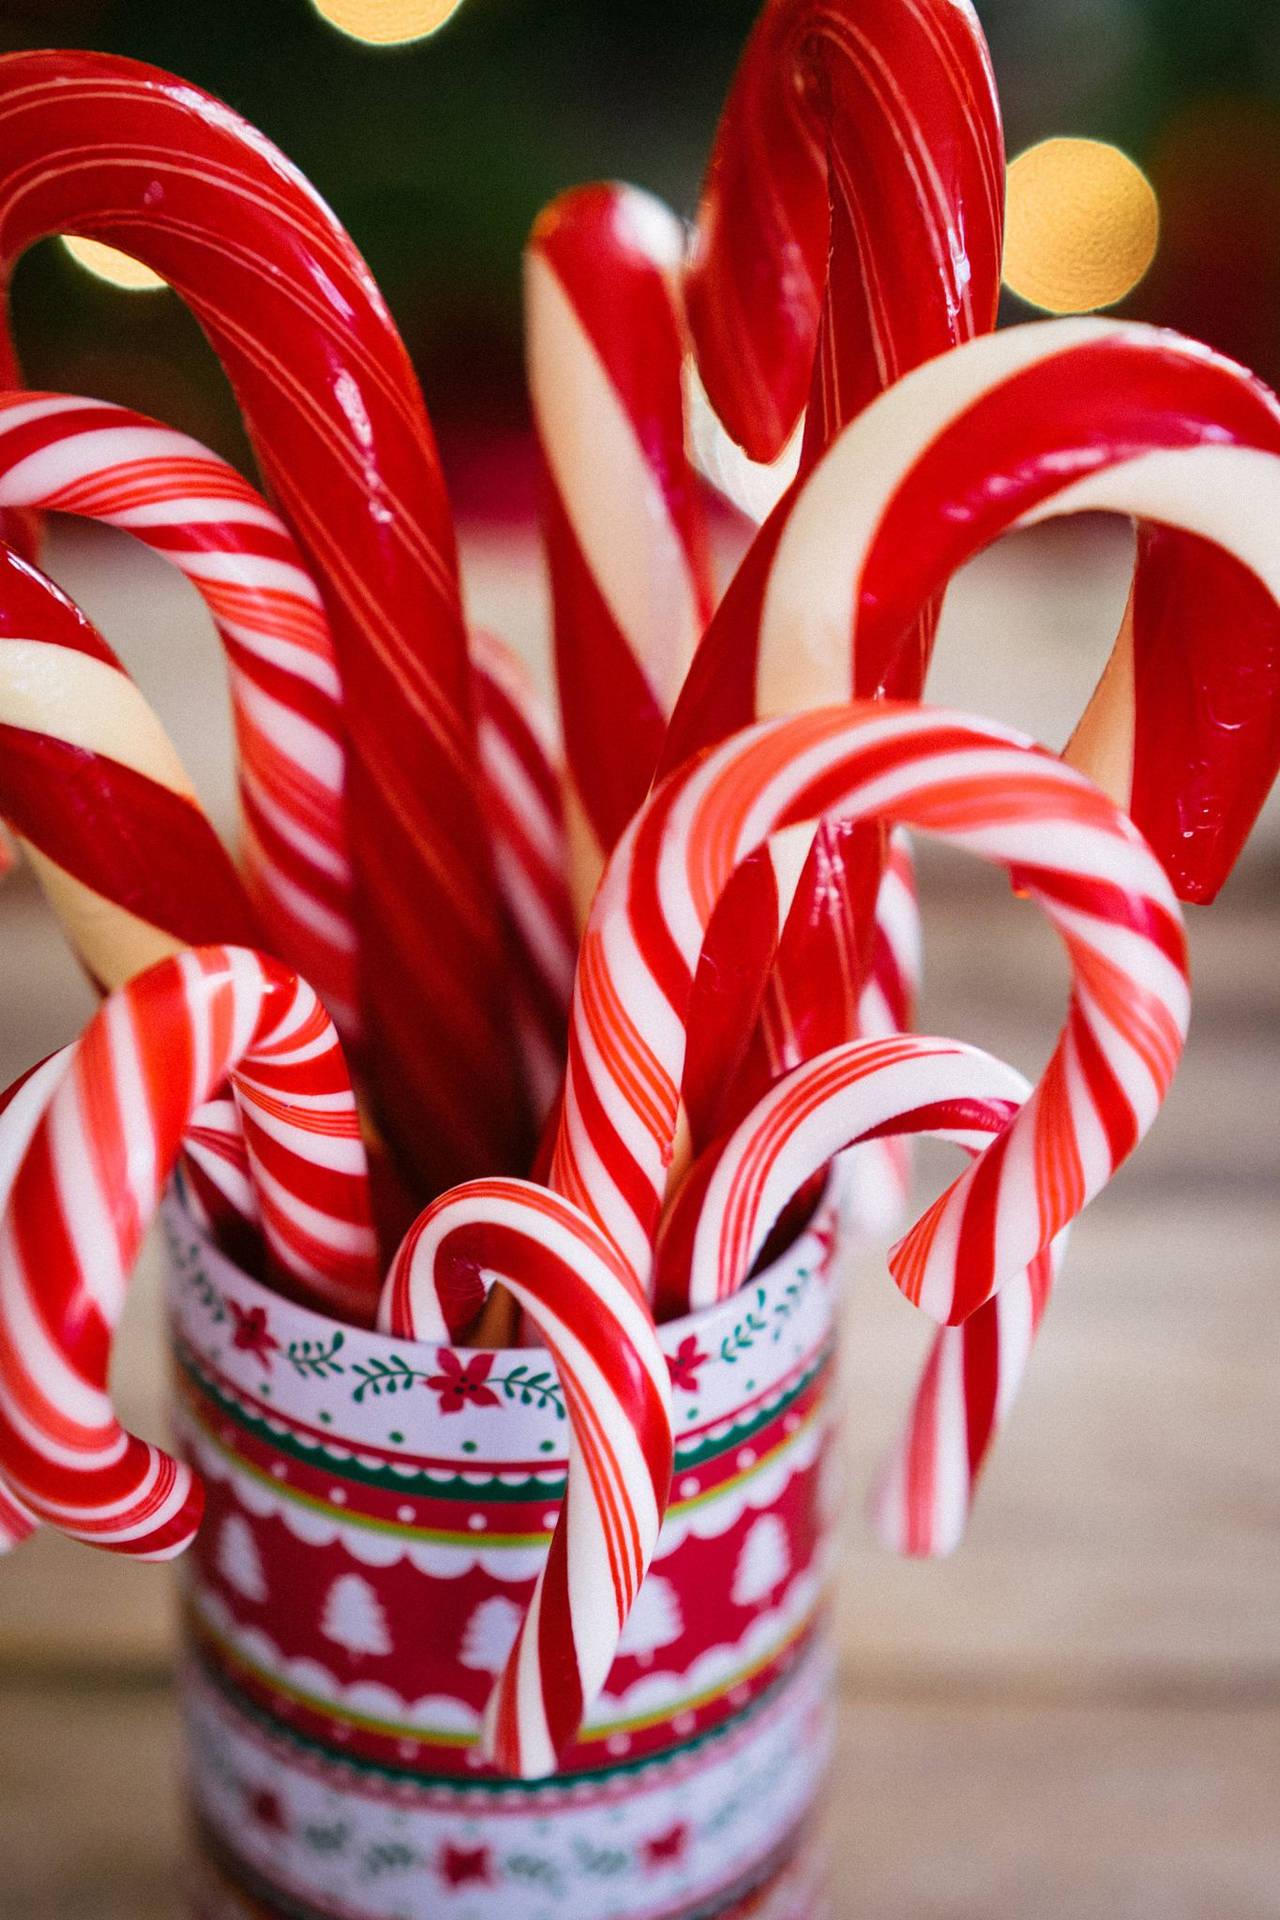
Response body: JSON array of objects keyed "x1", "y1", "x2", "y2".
[
  {"x1": 0, "y1": 51, "x2": 530, "y2": 1189},
  {"x1": 0, "y1": 946, "x2": 378, "y2": 1560},
  {"x1": 872, "y1": 1239, "x2": 1060, "y2": 1558},
  {"x1": 470, "y1": 628, "x2": 576, "y2": 1124},
  {"x1": 553, "y1": 703, "x2": 1189, "y2": 1319},
  {"x1": 382, "y1": 1180, "x2": 672, "y2": 1777},
  {"x1": 0, "y1": 1046, "x2": 76, "y2": 1555},
  {"x1": 0, "y1": 391, "x2": 360, "y2": 1032},
  {"x1": 526, "y1": 184, "x2": 714, "y2": 916}
]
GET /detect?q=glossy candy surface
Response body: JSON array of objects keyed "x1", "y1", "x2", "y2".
[{"x1": 671, "y1": 318, "x2": 1280, "y2": 906}]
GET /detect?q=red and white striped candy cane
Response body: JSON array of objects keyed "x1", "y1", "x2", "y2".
[
  {"x1": 0, "y1": 392, "x2": 359, "y2": 1031},
  {"x1": 0, "y1": 1045, "x2": 76, "y2": 1553},
  {"x1": 685, "y1": 0, "x2": 1003, "y2": 463},
  {"x1": 525, "y1": 183, "x2": 715, "y2": 910},
  {"x1": 470, "y1": 628, "x2": 575, "y2": 1122},
  {"x1": 686, "y1": 317, "x2": 1280, "y2": 904},
  {"x1": 382, "y1": 1179, "x2": 671, "y2": 1778},
  {"x1": 670, "y1": 0, "x2": 1005, "y2": 1153},
  {"x1": 552, "y1": 703, "x2": 1189, "y2": 1323},
  {"x1": 871, "y1": 1233, "x2": 1063, "y2": 1559},
  {"x1": 0, "y1": 945, "x2": 378, "y2": 1560},
  {"x1": 0, "y1": 545, "x2": 278, "y2": 1260},
  {"x1": 652, "y1": 1032, "x2": 1029, "y2": 1317},
  {"x1": 0, "y1": 51, "x2": 529, "y2": 1191},
  {"x1": 648, "y1": 1030, "x2": 1066, "y2": 1552},
  {"x1": 677, "y1": 821, "x2": 921, "y2": 1233},
  {"x1": 0, "y1": 543, "x2": 262, "y2": 985}
]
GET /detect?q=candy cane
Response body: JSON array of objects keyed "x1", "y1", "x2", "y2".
[
  {"x1": 685, "y1": 0, "x2": 1004, "y2": 462},
  {"x1": 382, "y1": 1179, "x2": 671, "y2": 1778},
  {"x1": 671, "y1": 0, "x2": 1005, "y2": 1156},
  {"x1": 525, "y1": 183, "x2": 715, "y2": 910},
  {"x1": 0, "y1": 1045, "x2": 75, "y2": 1553},
  {"x1": 0, "y1": 945, "x2": 378, "y2": 1560},
  {"x1": 0, "y1": 543, "x2": 261, "y2": 985},
  {"x1": 0, "y1": 50, "x2": 529, "y2": 1189},
  {"x1": 552, "y1": 703, "x2": 1188, "y2": 1323},
  {"x1": 678, "y1": 822, "x2": 920, "y2": 1234},
  {"x1": 648, "y1": 1032, "x2": 1066, "y2": 1552},
  {"x1": 0, "y1": 391, "x2": 359, "y2": 1031},
  {"x1": 470, "y1": 627, "x2": 575, "y2": 1121},
  {"x1": 652, "y1": 1033, "x2": 1028, "y2": 1317},
  {"x1": 670, "y1": 318, "x2": 1280, "y2": 905}
]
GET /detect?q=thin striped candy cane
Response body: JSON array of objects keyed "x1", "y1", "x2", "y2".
[
  {"x1": 381, "y1": 1179, "x2": 671, "y2": 1778},
  {"x1": 552, "y1": 703, "x2": 1189, "y2": 1324},
  {"x1": 652, "y1": 1033, "x2": 1029, "y2": 1316},
  {"x1": 0, "y1": 1045, "x2": 76, "y2": 1554},
  {"x1": 470, "y1": 628, "x2": 575, "y2": 1123},
  {"x1": 0, "y1": 946, "x2": 378, "y2": 1560}
]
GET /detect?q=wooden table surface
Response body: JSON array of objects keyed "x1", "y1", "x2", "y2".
[{"x1": 0, "y1": 520, "x2": 1276, "y2": 1918}]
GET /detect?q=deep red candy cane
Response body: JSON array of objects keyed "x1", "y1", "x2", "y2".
[
  {"x1": 673, "y1": 0, "x2": 1006, "y2": 1150},
  {"x1": 0, "y1": 543, "x2": 262, "y2": 977},
  {"x1": 685, "y1": 0, "x2": 1004, "y2": 463},
  {"x1": 684, "y1": 319, "x2": 1280, "y2": 905},
  {"x1": 0, "y1": 51, "x2": 530, "y2": 1189}
]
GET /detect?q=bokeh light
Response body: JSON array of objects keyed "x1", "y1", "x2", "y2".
[
  {"x1": 1003, "y1": 137, "x2": 1159, "y2": 314},
  {"x1": 308, "y1": 0, "x2": 466, "y2": 44},
  {"x1": 60, "y1": 236, "x2": 167, "y2": 293}
]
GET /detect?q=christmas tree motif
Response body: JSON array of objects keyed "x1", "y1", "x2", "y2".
[
  {"x1": 215, "y1": 1514, "x2": 268, "y2": 1605},
  {"x1": 731, "y1": 1515, "x2": 790, "y2": 1609},
  {"x1": 319, "y1": 1572, "x2": 392, "y2": 1659},
  {"x1": 616, "y1": 1575, "x2": 683, "y2": 1662},
  {"x1": 458, "y1": 1595, "x2": 522, "y2": 1674}
]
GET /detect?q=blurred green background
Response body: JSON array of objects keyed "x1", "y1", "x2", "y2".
[{"x1": 3, "y1": 0, "x2": 1280, "y2": 498}]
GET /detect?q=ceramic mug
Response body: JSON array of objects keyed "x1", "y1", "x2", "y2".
[{"x1": 164, "y1": 1184, "x2": 845, "y2": 1920}]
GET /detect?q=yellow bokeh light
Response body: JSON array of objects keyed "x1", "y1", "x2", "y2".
[
  {"x1": 1003, "y1": 138, "x2": 1159, "y2": 314},
  {"x1": 309, "y1": 0, "x2": 465, "y2": 44},
  {"x1": 61, "y1": 235, "x2": 167, "y2": 293}
]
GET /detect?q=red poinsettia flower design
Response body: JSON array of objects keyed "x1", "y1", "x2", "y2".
[
  {"x1": 248, "y1": 1786, "x2": 287, "y2": 1832},
  {"x1": 666, "y1": 1335, "x2": 709, "y2": 1394},
  {"x1": 227, "y1": 1300, "x2": 280, "y2": 1369},
  {"x1": 438, "y1": 1842, "x2": 492, "y2": 1887},
  {"x1": 641, "y1": 1821, "x2": 689, "y2": 1868},
  {"x1": 425, "y1": 1348, "x2": 502, "y2": 1415}
]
